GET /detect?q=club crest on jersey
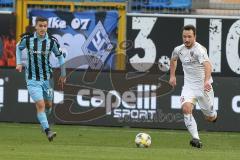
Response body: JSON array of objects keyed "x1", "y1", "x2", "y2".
[
  {"x1": 190, "y1": 51, "x2": 194, "y2": 57},
  {"x1": 180, "y1": 96, "x2": 185, "y2": 103},
  {"x1": 82, "y1": 21, "x2": 113, "y2": 70}
]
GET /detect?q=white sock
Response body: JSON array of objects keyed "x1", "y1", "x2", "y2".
[{"x1": 184, "y1": 114, "x2": 200, "y2": 140}]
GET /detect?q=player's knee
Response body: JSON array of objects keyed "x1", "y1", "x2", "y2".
[
  {"x1": 45, "y1": 101, "x2": 52, "y2": 108},
  {"x1": 182, "y1": 108, "x2": 190, "y2": 114},
  {"x1": 205, "y1": 116, "x2": 216, "y2": 122},
  {"x1": 36, "y1": 100, "x2": 45, "y2": 112},
  {"x1": 182, "y1": 104, "x2": 193, "y2": 114}
]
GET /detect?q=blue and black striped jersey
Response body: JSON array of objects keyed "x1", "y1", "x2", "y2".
[{"x1": 16, "y1": 32, "x2": 65, "y2": 81}]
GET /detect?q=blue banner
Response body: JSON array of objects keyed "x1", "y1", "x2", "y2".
[{"x1": 29, "y1": 10, "x2": 118, "y2": 70}]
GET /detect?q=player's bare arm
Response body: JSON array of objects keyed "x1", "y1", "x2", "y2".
[
  {"x1": 58, "y1": 76, "x2": 66, "y2": 90},
  {"x1": 57, "y1": 55, "x2": 66, "y2": 90},
  {"x1": 16, "y1": 40, "x2": 25, "y2": 73},
  {"x1": 169, "y1": 58, "x2": 177, "y2": 87},
  {"x1": 203, "y1": 61, "x2": 212, "y2": 92}
]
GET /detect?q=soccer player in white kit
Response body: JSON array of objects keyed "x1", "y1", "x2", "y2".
[{"x1": 169, "y1": 25, "x2": 217, "y2": 148}]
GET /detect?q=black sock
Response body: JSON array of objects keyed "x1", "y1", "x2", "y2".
[{"x1": 45, "y1": 128, "x2": 50, "y2": 135}]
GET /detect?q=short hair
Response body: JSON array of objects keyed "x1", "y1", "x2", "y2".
[
  {"x1": 182, "y1": 25, "x2": 196, "y2": 36},
  {"x1": 36, "y1": 16, "x2": 48, "y2": 24}
]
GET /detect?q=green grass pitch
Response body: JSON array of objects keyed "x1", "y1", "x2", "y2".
[{"x1": 0, "y1": 122, "x2": 239, "y2": 160}]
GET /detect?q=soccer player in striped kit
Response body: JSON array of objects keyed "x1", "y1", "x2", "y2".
[{"x1": 16, "y1": 17, "x2": 66, "y2": 142}]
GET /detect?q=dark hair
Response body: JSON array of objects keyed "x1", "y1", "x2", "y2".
[
  {"x1": 20, "y1": 25, "x2": 35, "y2": 38},
  {"x1": 36, "y1": 16, "x2": 48, "y2": 24},
  {"x1": 182, "y1": 25, "x2": 196, "y2": 36}
]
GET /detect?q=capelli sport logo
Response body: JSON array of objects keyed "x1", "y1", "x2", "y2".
[{"x1": 53, "y1": 63, "x2": 173, "y2": 123}]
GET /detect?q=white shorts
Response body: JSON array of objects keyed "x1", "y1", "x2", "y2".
[{"x1": 180, "y1": 86, "x2": 216, "y2": 117}]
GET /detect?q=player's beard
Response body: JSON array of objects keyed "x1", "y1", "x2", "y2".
[{"x1": 184, "y1": 41, "x2": 193, "y2": 48}]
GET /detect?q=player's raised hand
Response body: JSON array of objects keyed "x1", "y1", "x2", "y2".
[
  {"x1": 16, "y1": 64, "x2": 23, "y2": 72},
  {"x1": 58, "y1": 76, "x2": 66, "y2": 90},
  {"x1": 169, "y1": 76, "x2": 177, "y2": 88}
]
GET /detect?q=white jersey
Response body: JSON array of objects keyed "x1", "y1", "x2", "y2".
[{"x1": 171, "y1": 42, "x2": 213, "y2": 90}]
